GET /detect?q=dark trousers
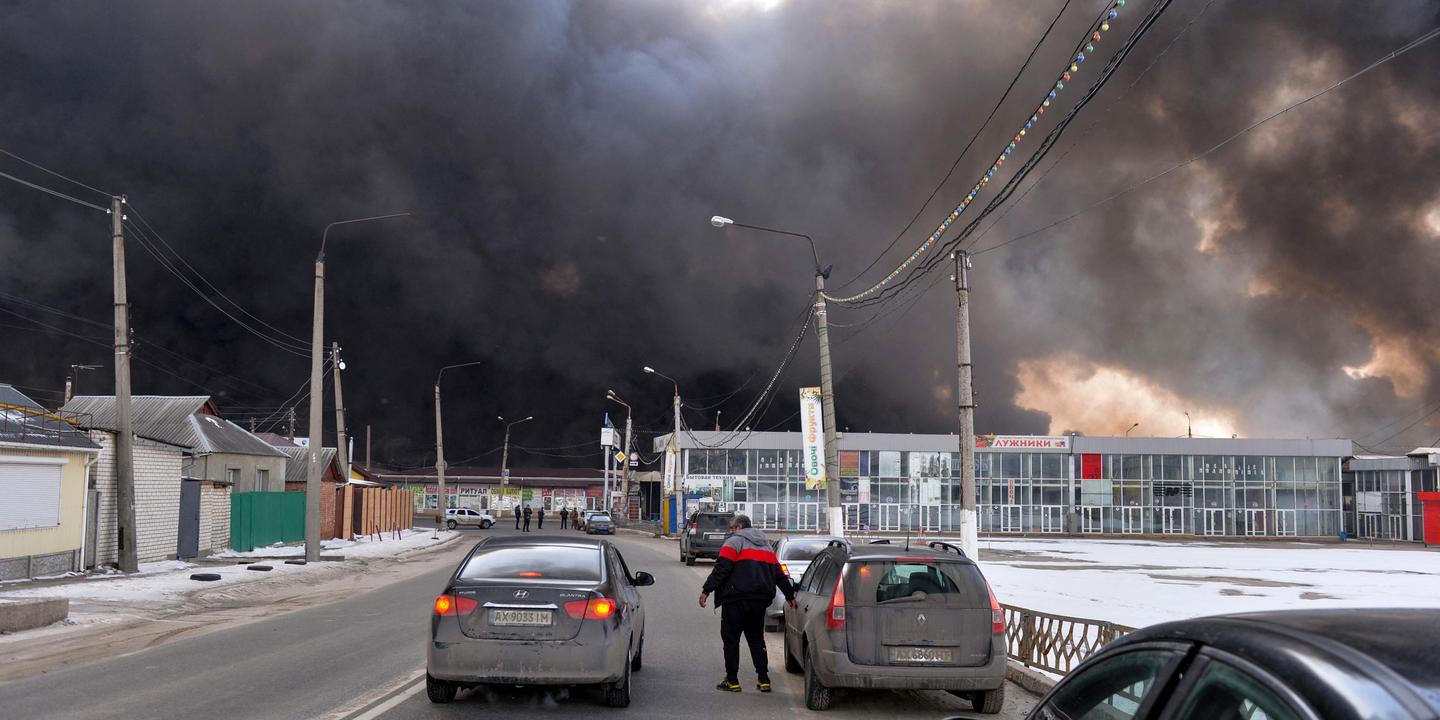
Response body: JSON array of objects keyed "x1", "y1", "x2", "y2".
[
  {"x1": 720, "y1": 599, "x2": 769, "y2": 681},
  {"x1": 561, "y1": 517, "x2": 569, "y2": 529},
  {"x1": 523, "y1": 517, "x2": 531, "y2": 532},
  {"x1": 538, "y1": 516, "x2": 544, "y2": 529},
  {"x1": 514, "y1": 513, "x2": 521, "y2": 529}
]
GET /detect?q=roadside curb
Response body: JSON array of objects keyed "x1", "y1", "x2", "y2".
[
  {"x1": 388, "y1": 532, "x2": 465, "y2": 559},
  {"x1": 616, "y1": 527, "x2": 669, "y2": 540},
  {"x1": 1006, "y1": 660, "x2": 1057, "y2": 696}
]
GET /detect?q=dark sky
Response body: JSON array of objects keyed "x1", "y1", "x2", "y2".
[{"x1": 1, "y1": 0, "x2": 1438, "y2": 468}]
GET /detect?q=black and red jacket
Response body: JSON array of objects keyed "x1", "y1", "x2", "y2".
[{"x1": 701, "y1": 527, "x2": 794, "y2": 606}]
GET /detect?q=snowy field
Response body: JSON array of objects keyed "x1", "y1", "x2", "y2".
[
  {"x1": 0, "y1": 529, "x2": 457, "y2": 605},
  {"x1": 979, "y1": 537, "x2": 1440, "y2": 628}
]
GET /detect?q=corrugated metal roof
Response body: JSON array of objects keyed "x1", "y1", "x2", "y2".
[
  {"x1": 63, "y1": 395, "x2": 285, "y2": 457},
  {"x1": 278, "y1": 445, "x2": 337, "y2": 485},
  {"x1": 0, "y1": 384, "x2": 101, "y2": 451}
]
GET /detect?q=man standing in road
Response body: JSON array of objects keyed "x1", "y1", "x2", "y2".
[
  {"x1": 537, "y1": 506, "x2": 546, "y2": 530},
  {"x1": 699, "y1": 514, "x2": 795, "y2": 693},
  {"x1": 522, "y1": 505, "x2": 533, "y2": 532},
  {"x1": 514, "y1": 505, "x2": 521, "y2": 530},
  {"x1": 559, "y1": 507, "x2": 570, "y2": 530}
]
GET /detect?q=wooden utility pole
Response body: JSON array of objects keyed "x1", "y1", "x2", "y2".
[
  {"x1": 332, "y1": 342, "x2": 349, "y2": 479},
  {"x1": 954, "y1": 251, "x2": 978, "y2": 560},
  {"x1": 366, "y1": 424, "x2": 371, "y2": 470},
  {"x1": 111, "y1": 196, "x2": 138, "y2": 573}
]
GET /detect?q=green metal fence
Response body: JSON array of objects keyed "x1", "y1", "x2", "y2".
[{"x1": 230, "y1": 492, "x2": 306, "y2": 552}]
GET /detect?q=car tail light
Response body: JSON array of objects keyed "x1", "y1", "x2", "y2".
[
  {"x1": 985, "y1": 580, "x2": 1005, "y2": 634},
  {"x1": 825, "y1": 571, "x2": 846, "y2": 630},
  {"x1": 780, "y1": 563, "x2": 789, "y2": 577},
  {"x1": 564, "y1": 596, "x2": 618, "y2": 620},
  {"x1": 433, "y1": 593, "x2": 478, "y2": 616}
]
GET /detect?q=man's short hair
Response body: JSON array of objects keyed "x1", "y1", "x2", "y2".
[{"x1": 731, "y1": 514, "x2": 752, "y2": 529}]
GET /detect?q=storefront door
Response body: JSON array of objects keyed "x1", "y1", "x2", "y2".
[
  {"x1": 1080, "y1": 506, "x2": 1104, "y2": 533},
  {"x1": 877, "y1": 504, "x2": 900, "y2": 531},
  {"x1": 796, "y1": 503, "x2": 821, "y2": 531},
  {"x1": 1120, "y1": 507, "x2": 1145, "y2": 534},
  {"x1": 1040, "y1": 505, "x2": 1064, "y2": 534},
  {"x1": 1202, "y1": 508, "x2": 1225, "y2": 536},
  {"x1": 1359, "y1": 512, "x2": 1381, "y2": 538},
  {"x1": 998, "y1": 505, "x2": 1023, "y2": 533},
  {"x1": 1275, "y1": 509, "x2": 1297, "y2": 536},
  {"x1": 1244, "y1": 509, "x2": 1267, "y2": 536},
  {"x1": 919, "y1": 505, "x2": 943, "y2": 532},
  {"x1": 1161, "y1": 507, "x2": 1185, "y2": 534}
]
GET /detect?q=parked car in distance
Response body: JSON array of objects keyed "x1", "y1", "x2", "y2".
[
  {"x1": 678, "y1": 510, "x2": 735, "y2": 566},
  {"x1": 575, "y1": 509, "x2": 602, "y2": 530},
  {"x1": 426, "y1": 536, "x2": 654, "y2": 707},
  {"x1": 766, "y1": 535, "x2": 847, "y2": 631},
  {"x1": 945, "y1": 608, "x2": 1440, "y2": 720},
  {"x1": 445, "y1": 507, "x2": 495, "y2": 530},
  {"x1": 586, "y1": 513, "x2": 615, "y2": 535},
  {"x1": 784, "y1": 539, "x2": 1007, "y2": 713}
]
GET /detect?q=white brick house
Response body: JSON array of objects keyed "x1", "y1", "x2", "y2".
[{"x1": 86, "y1": 431, "x2": 186, "y2": 566}]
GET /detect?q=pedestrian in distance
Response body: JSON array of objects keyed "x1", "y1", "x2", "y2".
[
  {"x1": 523, "y1": 505, "x2": 532, "y2": 532},
  {"x1": 514, "y1": 505, "x2": 521, "y2": 530},
  {"x1": 698, "y1": 514, "x2": 795, "y2": 693},
  {"x1": 560, "y1": 507, "x2": 570, "y2": 529},
  {"x1": 537, "y1": 507, "x2": 546, "y2": 530}
]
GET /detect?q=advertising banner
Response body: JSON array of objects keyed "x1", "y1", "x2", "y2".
[
  {"x1": 976, "y1": 434, "x2": 1071, "y2": 450},
  {"x1": 800, "y1": 387, "x2": 827, "y2": 490},
  {"x1": 664, "y1": 447, "x2": 678, "y2": 492},
  {"x1": 686, "y1": 474, "x2": 740, "y2": 490}
]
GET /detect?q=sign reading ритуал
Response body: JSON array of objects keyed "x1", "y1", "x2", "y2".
[{"x1": 800, "y1": 386, "x2": 827, "y2": 490}]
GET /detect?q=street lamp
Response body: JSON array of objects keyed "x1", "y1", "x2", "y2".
[
  {"x1": 1126, "y1": 422, "x2": 1140, "y2": 437},
  {"x1": 606, "y1": 390, "x2": 633, "y2": 516},
  {"x1": 432, "y1": 361, "x2": 485, "y2": 538},
  {"x1": 644, "y1": 366, "x2": 685, "y2": 533},
  {"x1": 709, "y1": 215, "x2": 842, "y2": 536},
  {"x1": 306, "y1": 212, "x2": 411, "y2": 562},
  {"x1": 499, "y1": 414, "x2": 534, "y2": 489}
]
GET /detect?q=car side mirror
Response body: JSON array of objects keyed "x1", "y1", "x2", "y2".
[{"x1": 633, "y1": 571, "x2": 655, "y2": 587}]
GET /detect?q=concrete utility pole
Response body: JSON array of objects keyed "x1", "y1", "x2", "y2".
[
  {"x1": 606, "y1": 390, "x2": 633, "y2": 518},
  {"x1": 499, "y1": 415, "x2": 533, "y2": 492},
  {"x1": 307, "y1": 213, "x2": 410, "y2": 562},
  {"x1": 287, "y1": 408, "x2": 296, "y2": 443},
  {"x1": 813, "y1": 272, "x2": 843, "y2": 537},
  {"x1": 953, "y1": 251, "x2": 978, "y2": 559},
  {"x1": 709, "y1": 216, "x2": 842, "y2": 535},
  {"x1": 366, "y1": 424, "x2": 371, "y2": 470},
  {"x1": 434, "y1": 381, "x2": 446, "y2": 535},
  {"x1": 111, "y1": 196, "x2": 138, "y2": 573},
  {"x1": 331, "y1": 342, "x2": 349, "y2": 479}
]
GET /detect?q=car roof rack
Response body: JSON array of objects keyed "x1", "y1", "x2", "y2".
[
  {"x1": 926, "y1": 540, "x2": 966, "y2": 557},
  {"x1": 868, "y1": 539, "x2": 892, "y2": 544}
]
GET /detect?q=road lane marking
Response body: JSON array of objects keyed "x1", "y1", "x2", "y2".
[{"x1": 327, "y1": 668, "x2": 423, "y2": 720}]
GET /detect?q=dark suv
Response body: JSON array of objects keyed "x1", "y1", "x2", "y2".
[
  {"x1": 783, "y1": 540, "x2": 1008, "y2": 713},
  {"x1": 678, "y1": 510, "x2": 734, "y2": 565}
]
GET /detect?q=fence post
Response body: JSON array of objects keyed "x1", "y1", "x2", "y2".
[{"x1": 1020, "y1": 610, "x2": 1038, "y2": 668}]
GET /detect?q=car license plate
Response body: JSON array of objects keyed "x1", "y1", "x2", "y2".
[
  {"x1": 888, "y1": 646, "x2": 953, "y2": 663},
  {"x1": 490, "y1": 609, "x2": 552, "y2": 626},
  {"x1": 705, "y1": 533, "x2": 725, "y2": 540}
]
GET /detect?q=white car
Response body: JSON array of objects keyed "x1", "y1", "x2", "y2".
[{"x1": 445, "y1": 507, "x2": 495, "y2": 529}]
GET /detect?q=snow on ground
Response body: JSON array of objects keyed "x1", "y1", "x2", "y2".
[
  {"x1": 212, "y1": 527, "x2": 447, "y2": 559},
  {"x1": 978, "y1": 537, "x2": 1440, "y2": 628},
  {"x1": 0, "y1": 529, "x2": 458, "y2": 605}
]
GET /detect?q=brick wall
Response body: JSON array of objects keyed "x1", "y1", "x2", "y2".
[
  {"x1": 283, "y1": 480, "x2": 337, "y2": 538},
  {"x1": 88, "y1": 431, "x2": 185, "y2": 566},
  {"x1": 198, "y1": 483, "x2": 230, "y2": 555}
]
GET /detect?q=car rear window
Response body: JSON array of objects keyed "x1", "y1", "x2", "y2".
[
  {"x1": 780, "y1": 539, "x2": 836, "y2": 562},
  {"x1": 591, "y1": 514, "x2": 611, "y2": 522},
  {"x1": 851, "y1": 560, "x2": 988, "y2": 606},
  {"x1": 696, "y1": 514, "x2": 733, "y2": 531},
  {"x1": 459, "y1": 546, "x2": 601, "y2": 581}
]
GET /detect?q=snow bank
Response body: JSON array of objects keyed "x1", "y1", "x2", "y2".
[{"x1": 979, "y1": 537, "x2": 1440, "y2": 628}]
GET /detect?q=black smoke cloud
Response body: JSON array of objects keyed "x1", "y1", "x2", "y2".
[{"x1": 0, "y1": 0, "x2": 1436, "y2": 466}]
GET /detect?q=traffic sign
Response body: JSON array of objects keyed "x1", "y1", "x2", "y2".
[{"x1": 614, "y1": 450, "x2": 627, "y2": 464}]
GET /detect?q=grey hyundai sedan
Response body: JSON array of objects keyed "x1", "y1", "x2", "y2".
[{"x1": 426, "y1": 536, "x2": 654, "y2": 707}]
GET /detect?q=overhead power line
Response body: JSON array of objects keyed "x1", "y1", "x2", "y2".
[
  {"x1": 0, "y1": 168, "x2": 109, "y2": 213},
  {"x1": 0, "y1": 147, "x2": 112, "y2": 198}
]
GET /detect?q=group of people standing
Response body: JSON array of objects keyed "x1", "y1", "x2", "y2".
[{"x1": 510, "y1": 505, "x2": 581, "y2": 531}]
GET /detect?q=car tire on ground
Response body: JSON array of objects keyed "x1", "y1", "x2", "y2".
[
  {"x1": 631, "y1": 637, "x2": 643, "y2": 672},
  {"x1": 480, "y1": 520, "x2": 492, "y2": 529},
  {"x1": 804, "y1": 643, "x2": 832, "y2": 711},
  {"x1": 685, "y1": 553, "x2": 696, "y2": 566},
  {"x1": 426, "y1": 673, "x2": 457, "y2": 704},
  {"x1": 189, "y1": 572, "x2": 221, "y2": 582},
  {"x1": 783, "y1": 631, "x2": 803, "y2": 674},
  {"x1": 970, "y1": 686, "x2": 1005, "y2": 714},
  {"x1": 446, "y1": 519, "x2": 458, "y2": 530},
  {"x1": 604, "y1": 655, "x2": 632, "y2": 707}
]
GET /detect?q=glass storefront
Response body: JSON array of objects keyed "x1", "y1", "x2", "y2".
[{"x1": 676, "y1": 440, "x2": 1346, "y2": 539}]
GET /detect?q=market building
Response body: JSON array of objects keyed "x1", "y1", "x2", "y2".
[
  {"x1": 654, "y1": 431, "x2": 1352, "y2": 539},
  {"x1": 1344, "y1": 448, "x2": 1439, "y2": 542}
]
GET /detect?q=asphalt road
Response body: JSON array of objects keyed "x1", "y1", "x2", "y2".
[{"x1": 0, "y1": 525, "x2": 1038, "y2": 719}]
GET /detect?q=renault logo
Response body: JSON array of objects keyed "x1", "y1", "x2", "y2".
[
  {"x1": 514, "y1": 590, "x2": 529, "y2": 599},
  {"x1": 916, "y1": 613, "x2": 927, "y2": 625}
]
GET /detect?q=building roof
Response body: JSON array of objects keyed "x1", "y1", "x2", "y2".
[
  {"x1": 0, "y1": 384, "x2": 101, "y2": 451},
  {"x1": 371, "y1": 465, "x2": 606, "y2": 487},
  {"x1": 277, "y1": 445, "x2": 338, "y2": 485},
  {"x1": 62, "y1": 395, "x2": 286, "y2": 458},
  {"x1": 255, "y1": 431, "x2": 301, "y2": 448}
]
